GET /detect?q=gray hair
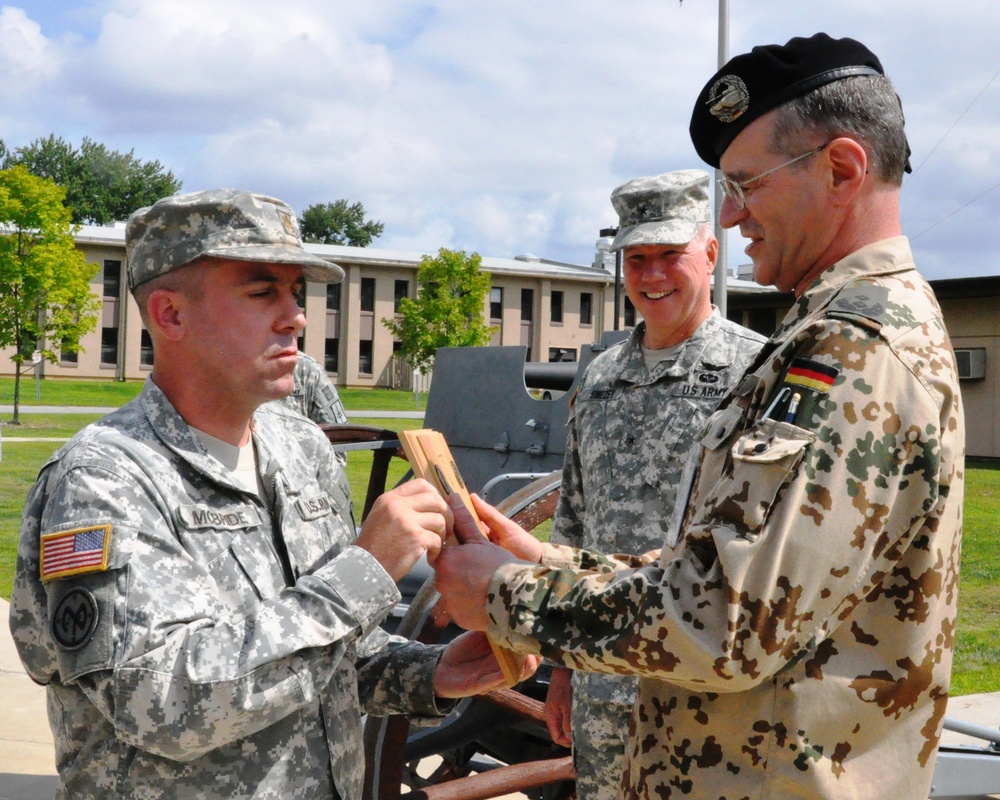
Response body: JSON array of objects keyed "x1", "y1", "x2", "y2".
[{"x1": 768, "y1": 74, "x2": 909, "y2": 186}]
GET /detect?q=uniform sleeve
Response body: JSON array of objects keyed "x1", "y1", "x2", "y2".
[
  {"x1": 484, "y1": 322, "x2": 955, "y2": 691},
  {"x1": 302, "y1": 360, "x2": 349, "y2": 426},
  {"x1": 549, "y1": 405, "x2": 585, "y2": 549},
  {"x1": 14, "y1": 457, "x2": 400, "y2": 763},
  {"x1": 355, "y1": 629, "x2": 452, "y2": 722}
]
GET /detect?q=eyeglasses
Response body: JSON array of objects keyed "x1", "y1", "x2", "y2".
[{"x1": 717, "y1": 141, "x2": 832, "y2": 210}]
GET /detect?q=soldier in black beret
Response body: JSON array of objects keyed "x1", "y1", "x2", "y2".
[
  {"x1": 689, "y1": 32, "x2": 913, "y2": 291},
  {"x1": 432, "y1": 31, "x2": 965, "y2": 800}
]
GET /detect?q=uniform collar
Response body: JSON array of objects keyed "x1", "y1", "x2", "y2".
[
  {"x1": 617, "y1": 309, "x2": 732, "y2": 384},
  {"x1": 771, "y1": 236, "x2": 914, "y2": 343},
  {"x1": 139, "y1": 378, "x2": 287, "y2": 494}
]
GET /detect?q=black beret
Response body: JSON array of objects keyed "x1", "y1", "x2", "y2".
[{"x1": 689, "y1": 33, "x2": 884, "y2": 168}]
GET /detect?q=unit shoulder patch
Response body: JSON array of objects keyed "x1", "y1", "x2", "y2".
[
  {"x1": 827, "y1": 285, "x2": 888, "y2": 331},
  {"x1": 51, "y1": 587, "x2": 100, "y2": 651}
]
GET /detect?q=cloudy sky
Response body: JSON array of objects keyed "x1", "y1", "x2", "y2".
[{"x1": 2, "y1": 1, "x2": 998, "y2": 280}]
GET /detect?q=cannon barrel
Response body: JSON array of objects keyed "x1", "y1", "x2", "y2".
[{"x1": 522, "y1": 361, "x2": 578, "y2": 391}]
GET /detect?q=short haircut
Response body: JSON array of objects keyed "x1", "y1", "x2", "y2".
[
  {"x1": 134, "y1": 259, "x2": 208, "y2": 328},
  {"x1": 768, "y1": 74, "x2": 909, "y2": 186}
]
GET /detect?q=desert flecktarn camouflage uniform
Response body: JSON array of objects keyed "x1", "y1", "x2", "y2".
[{"x1": 487, "y1": 237, "x2": 964, "y2": 800}]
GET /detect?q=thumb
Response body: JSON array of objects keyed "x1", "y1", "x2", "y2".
[{"x1": 446, "y1": 493, "x2": 488, "y2": 545}]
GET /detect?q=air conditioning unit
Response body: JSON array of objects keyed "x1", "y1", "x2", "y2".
[{"x1": 955, "y1": 348, "x2": 986, "y2": 381}]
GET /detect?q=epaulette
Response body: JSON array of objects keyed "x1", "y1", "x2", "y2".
[{"x1": 825, "y1": 284, "x2": 887, "y2": 333}]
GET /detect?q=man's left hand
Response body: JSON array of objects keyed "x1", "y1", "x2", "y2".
[
  {"x1": 433, "y1": 631, "x2": 539, "y2": 697},
  {"x1": 433, "y1": 494, "x2": 521, "y2": 631}
]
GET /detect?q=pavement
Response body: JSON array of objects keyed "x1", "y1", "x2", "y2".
[{"x1": 2, "y1": 595, "x2": 999, "y2": 799}]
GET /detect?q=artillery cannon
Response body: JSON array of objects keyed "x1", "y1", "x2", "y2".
[{"x1": 323, "y1": 341, "x2": 1000, "y2": 800}]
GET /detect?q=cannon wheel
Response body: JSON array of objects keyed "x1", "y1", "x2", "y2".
[{"x1": 362, "y1": 470, "x2": 572, "y2": 800}]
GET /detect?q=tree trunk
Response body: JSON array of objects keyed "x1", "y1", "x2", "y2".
[{"x1": 12, "y1": 367, "x2": 21, "y2": 425}]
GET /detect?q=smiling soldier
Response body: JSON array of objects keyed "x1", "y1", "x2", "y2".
[{"x1": 543, "y1": 170, "x2": 764, "y2": 800}]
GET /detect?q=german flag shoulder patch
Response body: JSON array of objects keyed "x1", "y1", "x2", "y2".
[{"x1": 784, "y1": 358, "x2": 839, "y2": 394}]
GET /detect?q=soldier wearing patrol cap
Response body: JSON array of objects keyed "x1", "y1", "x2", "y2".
[
  {"x1": 433, "y1": 33, "x2": 965, "y2": 800},
  {"x1": 543, "y1": 170, "x2": 763, "y2": 800},
  {"x1": 9, "y1": 188, "x2": 531, "y2": 800}
]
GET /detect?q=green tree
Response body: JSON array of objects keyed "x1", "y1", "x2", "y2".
[
  {"x1": 0, "y1": 166, "x2": 101, "y2": 423},
  {"x1": 299, "y1": 199, "x2": 385, "y2": 246},
  {"x1": 383, "y1": 248, "x2": 494, "y2": 373},
  {"x1": 1, "y1": 135, "x2": 181, "y2": 224}
]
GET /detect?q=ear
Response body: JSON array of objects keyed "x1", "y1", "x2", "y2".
[
  {"x1": 704, "y1": 235, "x2": 719, "y2": 273},
  {"x1": 145, "y1": 288, "x2": 188, "y2": 342},
  {"x1": 826, "y1": 137, "x2": 867, "y2": 202}
]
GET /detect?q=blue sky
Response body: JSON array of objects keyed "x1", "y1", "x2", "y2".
[{"x1": 2, "y1": 1, "x2": 998, "y2": 280}]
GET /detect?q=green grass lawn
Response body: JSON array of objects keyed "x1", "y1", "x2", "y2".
[
  {"x1": 0, "y1": 377, "x2": 427, "y2": 414},
  {"x1": 949, "y1": 459, "x2": 1000, "y2": 695},
  {"x1": 0, "y1": 382, "x2": 996, "y2": 696}
]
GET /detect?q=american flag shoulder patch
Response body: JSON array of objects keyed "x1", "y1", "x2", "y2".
[{"x1": 40, "y1": 524, "x2": 112, "y2": 582}]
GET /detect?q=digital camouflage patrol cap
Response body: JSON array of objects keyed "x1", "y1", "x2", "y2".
[
  {"x1": 609, "y1": 169, "x2": 711, "y2": 252},
  {"x1": 125, "y1": 189, "x2": 345, "y2": 292},
  {"x1": 689, "y1": 33, "x2": 885, "y2": 169}
]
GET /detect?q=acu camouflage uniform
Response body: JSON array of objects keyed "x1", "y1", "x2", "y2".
[
  {"x1": 274, "y1": 351, "x2": 349, "y2": 427},
  {"x1": 487, "y1": 237, "x2": 964, "y2": 800},
  {"x1": 9, "y1": 379, "x2": 449, "y2": 800},
  {"x1": 271, "y1": 350, "x2": 349, "y2": 466},
  {"x1": 550, "y1": 310, "x2": 763, "y2": 800}
]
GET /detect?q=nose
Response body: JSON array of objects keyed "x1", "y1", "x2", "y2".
[
  {"x1": 280, "y1": 292, "x2": 307, "y2": 334},
  {"x1": 645, "y1": 255, "x2": 674, "y2": 280},
  {"x1": 719, "y1": 194, "x2": 747, "y2": 229}
]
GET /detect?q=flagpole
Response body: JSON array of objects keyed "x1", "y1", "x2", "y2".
[{"x1": 714, "y1": 0, "x2": 730, "y2": 317}]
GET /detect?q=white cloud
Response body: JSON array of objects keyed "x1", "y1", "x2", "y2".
[
  {"x1": 3, "y1": 0, "x2": 999, "y2": 278},
  {"x1": 0, "y1": 5, "x2": 61, "y2": 124}
]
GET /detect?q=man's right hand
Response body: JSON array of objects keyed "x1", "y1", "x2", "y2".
[
  {"x1": 356, "y1": 479, "x2": 451, "y2": 581},
  {"x1": 544, "y1": 667, "x2": 573, "y2": 748}
]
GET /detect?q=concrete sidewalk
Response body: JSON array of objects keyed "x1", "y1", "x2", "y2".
[
  {"x1": 3, "y1": 594, "x2": 999, "y2": 798},
  {"x1": 0, "y1": 600, "x2": 58, "y2": 800}
]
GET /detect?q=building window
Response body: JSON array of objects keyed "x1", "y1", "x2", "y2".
[
  {"x1": 103, "y1": 260, "x2": 121, "y2": 299},
  {"x1": 394, "y1": 280, "x2": 409, "y2": 313},
  {"x1": 325, "y1": 337, "x2": 340, "y2": 373},
  {"x1": 550, "y1": 291, "x2": 564, "y2": 324},
  {"x1": 326, "y1": 281, "x2": 342, "y2": 374},
  {"x1": 327, "y1": 283, "x2": 341, "y2": 310},
  {"x1": 101, "y1": 327, "x2": 118, "y2": 366},
  {"x1": 361, "y1": 278, "x2": 376, "y2": 313},
  {"x1": 580, "y1": 292, "x2": 593, "y2": 326},
  {"x1": 521, "y1": 289, "x2": 533, "y2": 321},
  {"x1": 60, "y1": 337, "x2": 78, "y2": 365},
  {"x1": 624, "y1": 296, "x2": 637, "y2": 328},
  {"x1": 102, "y1": 260, "x2": 122, "y2": 367},
  {"x1": 140, "y1": 330, "x2": 154, "y2": 367},
  {"x1": 359, "y1": 339, "x2": 373, "y2": 375},
  {"x1": 548, "y1": 347, "x2": 576, "y2": 362},
  {"x1": 490, "y1": 287, "x2": 503, "y2": 322}
]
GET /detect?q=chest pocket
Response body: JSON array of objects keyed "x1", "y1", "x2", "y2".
[
  {"x1": 578, "y1": 384, "x2": 708, "y2": 496},
  {"x1": 277, "y1": 478, "x2": 356, "y2": 576},
  {"x1": 694, "y1": 407, "x2": 814, "y2": 540},
  {"x1": 176, "y1": 502, "x2": 286, "y2": 611}
]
